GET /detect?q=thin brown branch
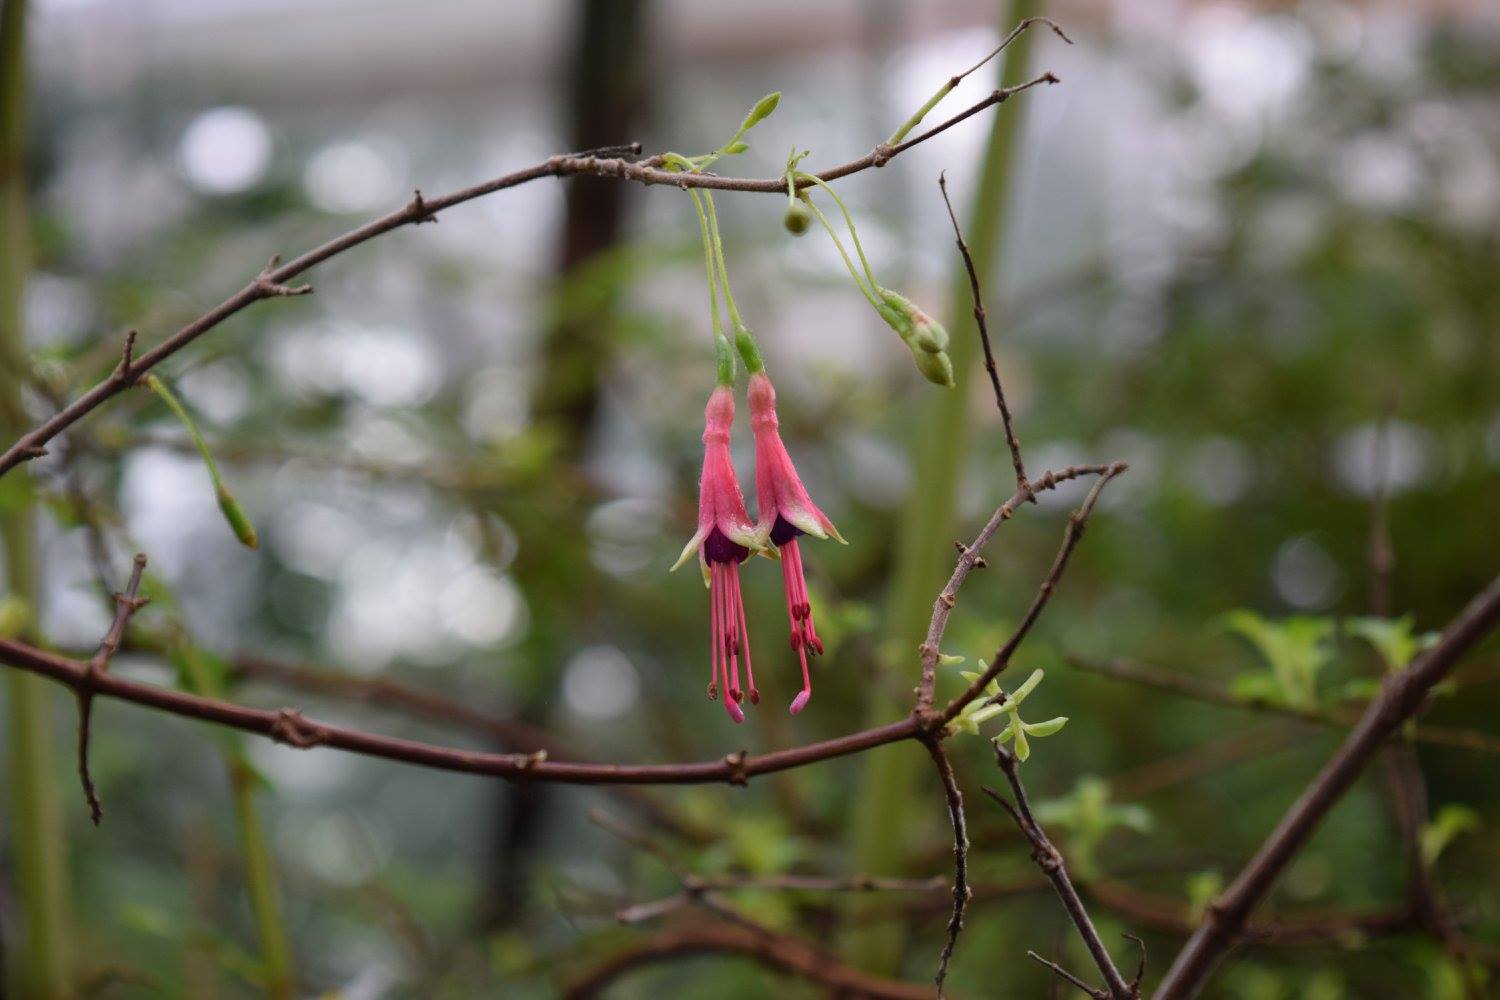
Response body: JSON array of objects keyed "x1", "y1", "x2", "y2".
[
  {"x1": 1086, "y1": 878, "x2": 1414, "y2": 946},
  {"x1": 1155, "y1": 574, "x2": 1500, "y2": 999},
  {"x1": 562, "y1": 920, "x2": 938, "y2": 1000},
  {"x1": 76, "y1": 552, "x2": 149, "y2": 824},
  {"x1": 939, "y1": 172, "x2": 1027, "y2": 496},
  {"x1": 986, "y1": 745, "x2": 1136, "y2": 1000},
  {"x1": 1027, "y1": 951, "x2": 1107, "y2": 1000},
  {"x1": 2, "y1": 630, "x2": 921, "y2": 784},
  {"x1": 916, "y1": 463, "x2": 1118, "y2": 714},
  {"x1": 1063, "y1": 655, "x2": 1500, "y2": 755},
  {"x1": 230, "y1": 653, "x2": 701, "y2": 840},
  {"x1": 0, "y1": 69, "x2": 1064, "y2": 480},
  {"x1": 923, "y1": 738, "x2": 970, "y2": 996},
  {"x1": 936, "y1": 462, "x2": 1128, "y2": 728}
]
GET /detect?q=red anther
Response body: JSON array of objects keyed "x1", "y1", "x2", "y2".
[{"x1": 748, "y1": 688, "x2": 761, "y2": 705}]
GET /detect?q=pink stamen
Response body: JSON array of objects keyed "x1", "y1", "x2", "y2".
[
  {"x1": 713, "y1": 562, "x2": 744, "y2": 724},
  {"x1": 708, "y1": 561, "x2": 721, "y2": 700},
  {"x1": 730, "y1": 564, "x2": 759, "y2": 704}
]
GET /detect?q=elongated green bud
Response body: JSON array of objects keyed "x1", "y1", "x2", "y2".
[
  {"x1": 740, "y1": 92, "x2": 781, "y2": 133},
  {"x1": 912, "y1": 348, "x2": 955, "y2": 387},
  {"x1": 733, "y1": 324, "x2": 764, "y2": 374},
  {"x1": 721, "y1": 140, "x2": 749, "y2": 156},
  {"x1": 217, "y1": 486, "x2": 259, "y2": 550},
  {"x1": 144, "y1": 373, "x2": 260, "y2": 550},
  {"x1": 714, "y1": 332, "x2": 736, "y2": 387}
]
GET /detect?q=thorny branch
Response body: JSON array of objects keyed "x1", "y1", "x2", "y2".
[
  {"x1": 923, "y1": 738, "x2": 970, "y2": 997},
  {"x1": 936, "y1": 463, "x2": 1128, "y2": 729},
  {"x1": 986, "y1": 745, "x2": 1136, "y2": 1000},
  {"x1": 76, "y1": 553, "x2": 149, "y2": 824}
]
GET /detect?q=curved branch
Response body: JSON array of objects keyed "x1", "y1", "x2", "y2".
[
  {"x1": 561, "y1": 921, "x2": 938, "y2": 1000},
  {"x1": 0, "y1": 74, "x2": 1060, "y2": 481}
]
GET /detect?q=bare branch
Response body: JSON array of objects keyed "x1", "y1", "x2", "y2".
[
  {"x1": 986, "y1": 744, "x2": 1136, "y2": 1000},
  {"x1": 936, "y1": 462, "x2": 1128, "y2": 728},
  {"x1": 0, "y1": 73, "x2": 1063, "y2": 480},
  {"x1": 562, "y1": 921, "x2": 938, "y2": 1000},
  {"x1": 1156, "y1": 574, "x2": 1500, "y2": 999},
  {"x1": 939, "y1": 172, "x2": 1028, "y2": 495},
  {"x1": 916, "y1": 463, "x2": 1118, "y2": 714},
  {"x1": 1028, "y1": 950, "x2": 1108, "y2": 999},
  {"x1": 76, "y1": 553, "x2": 149, "y2": 824},
  {"x1": 923, "y1": 738, "x2": 971, "y2": 996}
]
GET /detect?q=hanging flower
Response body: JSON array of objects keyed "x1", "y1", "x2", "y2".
[
  {"x1": 748, "y1": 371, "x2": 844, "y2": 714},
  {"x1": 674, "y1": 385, "x2": 761, "y2": 722}
]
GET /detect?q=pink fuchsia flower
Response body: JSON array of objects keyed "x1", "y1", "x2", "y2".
[
  {"x1": 673, "y1": 385, "x2": 761, "y2": 722},
  {"x1": 747, "y1": 371, "x2": 845, "y2": 715}
]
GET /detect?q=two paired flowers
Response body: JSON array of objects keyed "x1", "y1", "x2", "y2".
[{"x1": 674, "y1": 371, "x2": 842, "y2": 723}]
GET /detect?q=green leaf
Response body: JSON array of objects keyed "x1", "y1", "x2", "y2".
[
  {"x1": 1186, "y1": 870, "x2": 1224, "y2": 924},
  {"x1": 1224, "y1": 610, "x2": 1333, "y2": 708},
  {"x1": 1021, "y1": 716, "x2": 1069, "y2": 738},
  {"x1": 1346, "y1": 615, "x2": 1423, "y2": 673},
  {"x1": 1010, "y1": 668, "x2": 1044, "y2": 706},
  {"x1": 1421, "y1": 804, "x2": 1481, "y2": 866}
]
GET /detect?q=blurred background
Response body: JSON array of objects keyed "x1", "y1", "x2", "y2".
[{"x1": 2, "y1": 0, "x2": 1498, "y2": 996}]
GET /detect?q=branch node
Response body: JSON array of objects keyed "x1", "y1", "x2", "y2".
[
  {"x1": 76, "y1": 553, "x2": 149, "y2": 826},
  {"x1": 113, "y1": 329, "x2": 139, "y2": 385},
  {"x1": 722, "y1": 750, "x2": 749, "y2": 787},
  {"x1": 254, "y1": 255, "x2": 314, "y2": 298},
  {"x1": 270, "y1": 708, "x2": 327, "y2": 749},
  {"x1": 407, "y1": 188, "x2": 439, "y2": 224}
]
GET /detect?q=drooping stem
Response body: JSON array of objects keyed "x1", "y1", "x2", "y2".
[
  {"x1": 799, "y1": 193, "x2": 882, "y2": 309},
  {"x1": 1, "y1": 0, "x2": 74, "y2": 994},
  {"x1": 797, "y1": 171, "x2": 882, "y2": 295}
]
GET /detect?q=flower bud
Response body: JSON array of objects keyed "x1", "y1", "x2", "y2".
[
  {"x1": 910, "y1": 347, "x2": 955, "y2": 387},
  {"x1": 216, "y1": 486, "x2": 260, "y2": 550},
  {"x1": 783, "y1": 200, "x2": 812, "y2": 235},
  {"x1": 740, "y1": 91, "x2": 782, "y2": 133}
]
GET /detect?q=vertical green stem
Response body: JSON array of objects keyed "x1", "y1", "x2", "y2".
[
  {"x1": 226, "y1": 757, "x2": 293, "y2": 1000},
  {"x1": 1, "y1": 1, "x2": 74, "y2": 995},
  {"x1": 842, "y1": 0, "x2": 1043, "y2": 972},
  {"x1": 177, "y1": 645, "x2": 294, "y2": 999}
]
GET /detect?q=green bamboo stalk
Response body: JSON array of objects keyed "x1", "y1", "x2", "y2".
[
  {"x1": 175, "y1": 644, "x2": 294, "y2": 999},
  {"x1": 1, "y1": 1, "x2": 75, "y2": 996},
  {"x1": 842, "y1": 0, "x2": 1044, "y2": 972}
]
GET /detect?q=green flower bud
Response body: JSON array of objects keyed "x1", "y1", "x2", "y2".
[
  {"x1": 714, "y1": 332, "x2": 737, "y2": 387},
  {"x1": 733, "y1": 324, "x2": 764, "y2": 374},
  {"x1": 740, "y1": 92, "x2": 781, "y2": 133},
  {"x1": 911, "y1": 347, "x2": 955, "y2": 387},
  {"x1": 216, "y1": 486, "x2": 260, "y2": 550},
  {"x1": 721, "y1": 140, "x2": 750, "y2": 156},
  {"x1": 783, "y1": 200, "x2": 812, "y2": 235}
]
